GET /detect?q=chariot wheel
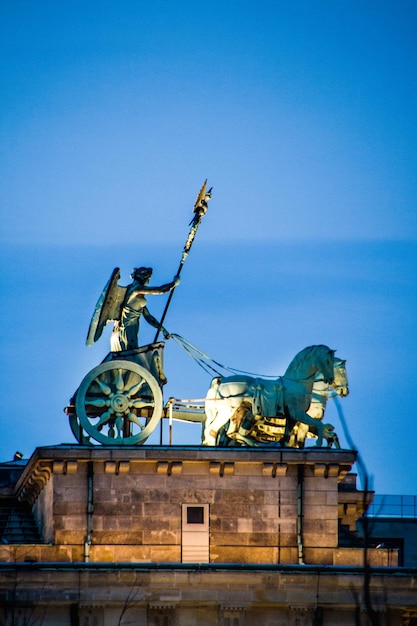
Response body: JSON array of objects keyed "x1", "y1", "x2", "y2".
[
  {"x1": 68, "y1": 412, "x2": 92, "y2": 446},
  {"x1": 75, "y1": 360, "x2": 163, "y2": 445}
]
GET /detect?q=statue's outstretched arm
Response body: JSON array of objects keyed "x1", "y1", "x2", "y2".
[
  {"x1": 142, "y1": 307, "x2": 170, "y2": 337},
  {"x1": 139, "y1": 277, "x2": 180, "y2": 296}
]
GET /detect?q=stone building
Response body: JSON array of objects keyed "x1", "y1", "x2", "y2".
[{"x1": 1, "y1": 444, "x2": 416, "y2": 625}]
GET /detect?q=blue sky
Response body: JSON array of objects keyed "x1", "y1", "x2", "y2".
[{"x1": 1, "y1": 1, "x2": 416, "y2": 495}]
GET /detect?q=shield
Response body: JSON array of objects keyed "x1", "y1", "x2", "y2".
[{"x1": 86, "y1": 268, "x2": 127, "y2": 346}]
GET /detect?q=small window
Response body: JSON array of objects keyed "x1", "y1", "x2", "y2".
[{"x1": 187, "y1": 505, "x2": 204, "y2": 524}]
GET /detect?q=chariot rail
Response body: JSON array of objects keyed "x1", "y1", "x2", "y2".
[{"x1": 163, "y1": 398, "x2": 206, "y2": 423}]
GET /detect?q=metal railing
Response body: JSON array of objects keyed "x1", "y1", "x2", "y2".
[{"x1": 367, "y1": 495, "x2": 417, "y2": 518}]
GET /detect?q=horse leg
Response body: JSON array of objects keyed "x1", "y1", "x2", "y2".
[
  {"x1": 324, "y1": 426, "x2": 341, "y2": 449},
  {"x1": 296, "y1": 422, "x2": 309, "y2": 448},
  {"x1": 230, "y1": 401, "x2": 252, "y2": 437},
  {"x1": 289, "y1": 409, "x2": 327, "y2": 446},
  {"x1": 287, "y1": 425, "x2": 298, "y2": 448}
]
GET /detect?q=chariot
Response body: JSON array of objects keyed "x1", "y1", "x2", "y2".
[
  {"x1": 67, "y1": 339, "x2": 348, "y2": 448},
  {"x1": 67, "y1": 342, "x2": 205, "y2": 446}
]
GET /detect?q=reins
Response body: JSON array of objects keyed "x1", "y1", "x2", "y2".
[
  {"x1": 170, "y1": 333, "x2": 341, "y2": 391},
  {"x1": 170, "y1": 333, "x2": 280, "y2": 379}
]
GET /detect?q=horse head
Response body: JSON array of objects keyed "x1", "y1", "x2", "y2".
[
  {"x1": 284, "y1": 344, "x2": 335, "y2": 385},
  {"x1": 332, "y1": 358, "x2": 349, "y2": 397},
  {"x1": 316, "y1": 345, "x2": 335, "y2": 385}
]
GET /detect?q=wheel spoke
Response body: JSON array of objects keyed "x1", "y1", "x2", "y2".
[
  {"x1": 115, "y1": 416, "x2": 124, "y2": 437},
  {"x1": 131, "y1": 397, "x2": 155, "y2": 409},
  {"x1": 127, "y1": 412, "x2": 143, "y2": 428},
  {"x1": 85, "y1": 397, "x2": 108, "y2": 408},
  {"x1": 96, "y1": 378, "x2": 112, "y2": 396},
  {"x1": 96, "y1": 410, "x2": 112, "y2": 427},
  {"x1": 125, "y1": 378, "x2": 146, "y2": 397},
  {"x1": 115, "y1": 369, "x2": 125, "y2": 391}
]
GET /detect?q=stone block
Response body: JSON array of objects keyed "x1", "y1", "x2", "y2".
[
  {"x1": 247, "y1": 532, "x2": 279, "y2": 547},
  {"x1": 54, "y1": 486, "x2": 86, "y2": 503},
  {"x1": 149, "y1": 545, "x2": 181, "y2": 562},
  {"x1": 170, "y1": 461, "x2": 183, "y2": 475},
  {"x1": 118, "y1": 460, "x2": 130, "y2": 473},
  {"x1": 303, "y1": 517, "x2": 338, "y2": 536},
  {"x1": 278, "y1": 546, "x2": 298, "y2": 563},
  {"x1": 100, "y1": 514, "x2": 121, "y2": 530},
  {"x1": 53, "y1": 501, "x2": 86, "y2": 515},
  {"x1": 105, "y1": 461, "x2": 117, "y2": 473},
  {"x1": 143, "y1": 502, "x2": 180, "y2": 518},
  {"x1": 209, "y1": 461, "x2": 221, "y2": 474},
  {"x1": 327, "y1": 463, "x2": 340, "y2": 477},
  {"x1": 211, "y1": 502, "x2": 249, "y2": 517},
  {"x1": 147, "y1": 529, "x2": 179, "y2": 545},
  {"x1": 54, "y1": 530, "x2": 84, "y2": 544},
  {"x1": 52, "y1": 461, "x2": 65, "y2": 473},
  {"x1": 94, "y1": 502, "x2": 128, "y2": 516},
  {"x1": 334, "y1": 547, "x2": 398, "y2": 567},
  {"x1": 223, "y1": 462, "x2": 235, "y2": 475},
  {"x1": 217, "y1": 488, "x2": 263, "y2": 504},
  {"x1": 54, "y1": 514, "x2": 86, "y2": 531},
  {"x1": 142, "y1": 488, "x2": 170, "y2": 502},
  {"x1": 247, "y1": 475, "x2": 273, "y2": 489},
  {"x1": 39, "y1": 545, "x2": 75, "y2": 563},
  {"x1": 263, "y1": 490, "x2": 279, "y2": 505},
  {"x1": 130, "y1": 460, "x2": 157, "y2": 474},
  {"x1": 169, "y1": 517, "x2": 181, "y2": 532},
  {"x1": 277, "y1": 489, "x2": 298, "y2": 504},
  {"x1": 220, "y1": 517, "x2": 238, "y2": 532},
  {"x1": 277, "y1": 532, "x2": 297, "y2": 547},
  {"x1": 168, "y1": 487, "x2": 215, "y2": 504},
  {"x1": 304, "y1": 504, "x2": 334, "y2": 520},
  {"x1": 303, "y1": 490, "x2": 327, "y2": 506},
  {"x1": 93, "y1": 530, "x2": 144, "y2": 545},
  {"x1": 333, "y1": 547, "x2": 363, "y2": 566},
  {"x1": 275, "y1": 463, "x2": 288, "y2": 477},
  {"x1": 135, "y1": 516, "x2": 171, "y2": 531},
  {"x1": 278, "y1": 503, "x2": 297, "y2": 518},
  {"x1": 210, "y1": 516, "x2": 221, "y2": 531},
  {"x1": 313, "y1": 463, "x2": 326, "y2": 477},
  {"x1": 90, "y1": 545, "x2": 115, "y2": 562},
  {"x1": 260, "y1": 504, "x2": 279, "y2": 519},
  {"x1": 210, "y1": 531, "x2": 240, "y2": 545},
  {"x1": 234, "y1": 462, "x2": 263, "y2": 476},
  {"x1": 117, "y1": 516, "x2": 133, "y2": 530},
  {"x1": 210, "y1": 546, "x2": 277, "y2": 563},
  {"x1": 303, "y1": 531, "x2": 338, "y2": 549},
  {"x1": 252, "y1": 518, "x2": 277, "y2": 533},
  {"x1": 182, "y1": 462, "x2": 209, "y2": 475},
  {"x1": 325, "y1": 490, "x2": 339, "y2": 505},
  {"x1": 112, "y1": 545, "x2": 152, "y2": 561},
  {"x1": 304, "y1": 475, "x2": 338, "y2": 492},
  {"x1": 303, "y1": 547, "x2": 334, "y2": 565},
  {"x1": 238, "y1": 518, "x2": 253, "y2": 533}
]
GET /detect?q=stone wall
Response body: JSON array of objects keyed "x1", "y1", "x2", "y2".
[
  {"x1": 0, "y1": 564, "x2": 415, "y2": 625},
  {"x1": 9, "y1": 445, "x2": 389, "y2": 566}
]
